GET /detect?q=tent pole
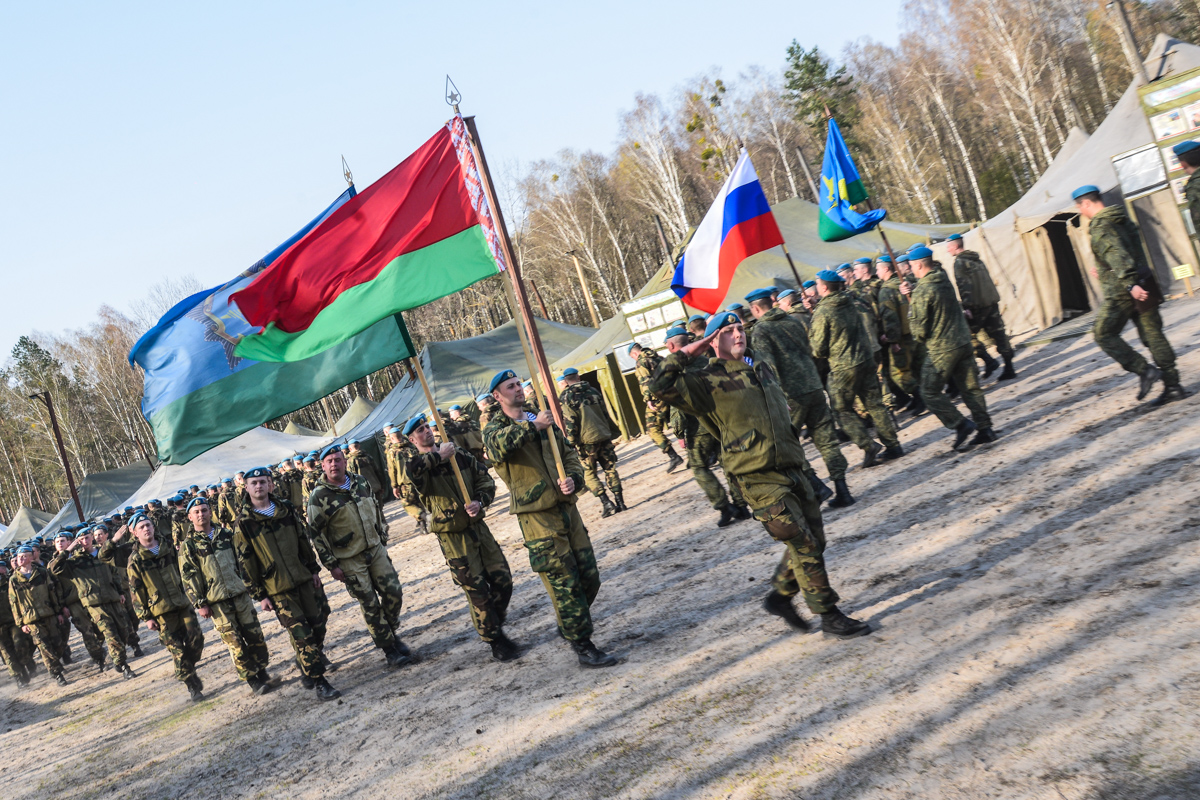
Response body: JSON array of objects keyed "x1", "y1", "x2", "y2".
[
  {"x1": 794, "y1": 145, "x2": 820, "y2": 204},
  {"x1": 28, "y1": 391, "x2": 83, "y2": 522},
  {"x1": 567, "y1": 251, "x2": 601, "y2": 327},
  {"x1": 408, "y1": 356, "x2": 472, "y2": 503}
]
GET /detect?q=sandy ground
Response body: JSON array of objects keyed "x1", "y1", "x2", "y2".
[{"x1": 4, "y1": 298, "x2": 1200, "y2": 800}]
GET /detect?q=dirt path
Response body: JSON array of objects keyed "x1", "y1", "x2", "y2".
[{"x1": 4, "y1": 299, "x2": 1200, "y2": 799}]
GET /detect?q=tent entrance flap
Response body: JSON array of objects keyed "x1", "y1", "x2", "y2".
[{"x1": 1045, "y1": 216, "x2": 1091, "y2": 319}]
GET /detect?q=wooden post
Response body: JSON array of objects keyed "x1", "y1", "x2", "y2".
[
  {"x1": 567, "y1": 251, "x2": 601, "y2": 327},
  {"x1": 1185, "y1": 275, "x2": 1195, "y2": 297},
  {"x1": 463, "y1": 116, "x2": 567, "y2": 481},
  {"x1": 529, "y1": 277, "x2": 552, "y2": 320},
  {"x1": 654, "y1": 215, "x2": 675, "y2": 266},
  {"x1": 29, "y1": 391, "x2": 83, "y2": 522},
  {"x1": 409, "y1": 356, "x2": 472, "y2": 502},
  {"x1": 779, "y1": 244, "x2": 806, "y2": 288},
  {"x1": 795, "y1": 144, "x2": 821, "y2": 204}
]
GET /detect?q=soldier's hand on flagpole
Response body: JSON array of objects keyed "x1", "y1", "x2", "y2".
[
  {"x1": 533, "y1": 411, "x2": 554, "y2": 431},
  {"x1": 557, "y1": 477, "x2": 575, "y2": 496},
  {"x1": 437, "y1": 443, "x2": 456, "y2": 461},
  {"x1": 465, "y1": 501, "x2": 482, "y2": 517}
]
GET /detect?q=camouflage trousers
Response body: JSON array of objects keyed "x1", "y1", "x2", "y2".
[
  {"x1": 687, "y1": 422, "x2": 743, "y2": 509},
  {"x1": 967, "y1": 303, "x2": 1013, "y2": 358},
  {"x1": 84, "y1": 602, "x2": 129, "y2": 669},
  {"x1": 516, "y1": 503, "x2": 600, "y2": 642},
  {"x1": 436, "y1": 522, "x2": 513, "y2": 642},
  {"x1": 61, "y1": 600, "x2": 105, "y2": 664},
  {"x1": 210, "y1": 594, "x2": 269, "y2": 682},
  {"x1": 578, "y1": 440, "x2": 622, "y2": 497},
  {"x1": 269, "y1": 579, "x2": 331, "y2": 679},
  {"x1": 739, "y1": 469, "x2": 839, "y2": 615},
  {"x1": 788, "y1": 389, "x2": 848, "y2": 481},
  {"x1": 338, "y1": 544, "x2": 404, "y2": 651},
  {"x1": 882, "y1": 339, "x2": 919, "y2": 401},
  {"x1": 921, "y1": 345, "x2": 992, "y2": 430},
  {"x1": 24, "y1": 619, "x2": 64, "y2": 677},
  {"x1": 0, "y1": 623, "x2": 33, "y2": 679},
  {"x1": 644, "y1": 405, "x2": 671, "y2": 453},
  {"x1": 828, "y1": 364, "x2": 900, "y2": 449},
  {"x1": 154, "y1": 609, "x2": 204, "y2": 683},
  {"x1": 1093, "y1": 299, "x2": 1179, "y2": 386}
]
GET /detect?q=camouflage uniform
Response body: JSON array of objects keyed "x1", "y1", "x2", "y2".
[
  {"x1": 7, "y1": 564, "x2": 66, "y2": 678},
  {"x1": 301, "y1": 469, "x2": 321, "y2": 508},
  {"x1": 50, "y1": 548, "x2": 106, "y2": 665},
  {"x1": 809, "y1": 291, "x2": 899, "y2": 450},
  {"x1": 910, "y1": 267, "x2": 992, "y2": 430},
  {"x1": 129, "y1": 540, "x2": 205, "y2": 684},
  {"x1": 386, "y1": 439, "x2": 427, "y2": 525},
  {"x1": 1087, "y1": 204, "x2": 1179, "y2": 386},
  {"x1": 649, "y1": 355, "x2": 840, "y2": 614},
  {"x1": 347, "y1": 449, "x2": 388, "y2": 506},
  {"x1": 234, "y1": 494, "x2": 331, "y2": 680},
  {"x1": 98, "y1": 538, "x2": 143, "y2": 645},
  {"x1": 878, "y1": 276, "x2": 918, "y2": 397},
  {"x1": 0, "y1": 570, "x2": 35, "y2": 682},
  {"x1": 560, "y1": 381, "x2": 622, "y2": 500},
  {"x1": 48, "y1": 549, "x2": 129, "y2": 670},
  {"x1": 750, "y1": 307, "x2": 848, "y2": 481},
  {"x1": 178, "y1": 525, "x2": 269, "y2": 682},
  {"x1": 635, "y1": 349, "x2": 672, "y2": 453},
  {"x1": 953, "y1": 250, "x2": 1012, "y2": 360},
  {"x1": 445, "y1": 417, "x2": 487, "y2": 463},
  {"x1": 307, "y1": 473, "x2": 405, "y2": 653},
  {"x1": 405, "y1": 446, "x2": 512, "y2": 642},
  {"x1": 484, "y1": 410, "x2": 599, "y2": 642}
]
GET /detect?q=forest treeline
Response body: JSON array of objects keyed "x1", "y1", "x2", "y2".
[{"x1": 3, "y1": 0, "x2": 1192, "y2": 523}]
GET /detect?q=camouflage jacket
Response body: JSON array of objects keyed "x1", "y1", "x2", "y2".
[
  {"x1": 178, "y1": 525, "x2": 249, "y2": 607},
  {"x1": 953, "y1": 250, "x2": 1001, "y2": 308},
  {"x1": 0, "y1": 572, "x2": 15, "y2": 625},
  {"x1": 347, "y1": 450, "x2": 384, "y2": 494},
  {"x1": 8, "y1": 564, "x2": 64, "y2": 625},
  {"x1": 49, "y1": 549, "x2": 81, "y2": 606},
  {"x1": 909, "y1": 267, "x2": 972, "y2": 353},
  {"x1": 405, "y1": 447, "x2": 496, "y2": 534},
  {"x1": 1188, "y1": 172, "x2": 1200, "y2": 235},
  {"x1": 385, "y1": 438, "x2": 422, "y2": 507},
  {"x1": 1088, "y1": 204, "x2": 1153, "y2": 303},
  {"x1": 809, "y1": 291, "x2": 873, "y2": 371},
  {"x1": 445, "y1": 417, "x2": 484, "y2": 452},
  {"x1": 483, "y1": 410, "x2": 585, "y2": 514},
  {"x1": 748, "y1": 307, "x2": 824, "y2": 397},
  {"x1": 98, "y1": 539, "x2": 135, "y2": 590},
  {"x1": 127, "y1": 539, "x2": 190, "y2": 620},
  {"x1": 877, "y1": 276, "x2": 909, "y2": 341},
  {"x1": 635, "y1": 349, "x2": 664, "y2": 404},
  {"x1": 307, "y1": 473, "x2": 386, "y2": 569},
  {"x1": 859, "y1": 276, "x2": 883, "y2": 303},
  {"x1": 787, "y1": 306, "x2": 812, "y2": 331},
  {"x1": 49, "y1": 549, "x2": 123, "y2": 608},
  {"x1": 560, "y1": 381, "x2": 617, "y2": 446},
  {"x1": 233, "y1": 495, "x2": 320, "y2": 600},
  {"x1": 649, "y1": 353, "x2": 810, "y2": 479}
]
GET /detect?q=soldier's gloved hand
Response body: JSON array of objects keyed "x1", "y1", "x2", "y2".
[
  {"x1": 557, "y1": 477, "x2": 575, "y2": 495},
  {"x1": 197, "y1": 606, "x2": 211, "y2": 619},
  {"x1": 437, "y1": 443, "x2": 456, "y2": 460},
  {"x1": 465, "y1": 501, "x2": 482, "y2": 517},
  {"x1": 533, "y1": 411, "x2": 554, "y2": 431},
  {"x1": 261, "y1": 598, "x2": 274, "y2": 612}
]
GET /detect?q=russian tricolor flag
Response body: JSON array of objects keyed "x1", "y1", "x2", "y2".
[{"x1": 671, "y1": 150, "x2": 784, "y2": 313}]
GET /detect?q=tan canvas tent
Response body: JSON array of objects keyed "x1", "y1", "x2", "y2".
[{"x1": 1, "y1": 505, "x2": 55, "y2": 547}]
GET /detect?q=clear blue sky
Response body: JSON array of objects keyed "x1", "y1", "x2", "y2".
[{"x1": 0, "y1": 1, "x2": 902, "y2": 357}]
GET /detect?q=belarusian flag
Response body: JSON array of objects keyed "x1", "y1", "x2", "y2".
[{"x1": 232, "y1": 115, "x2": 506, "y2": 362}]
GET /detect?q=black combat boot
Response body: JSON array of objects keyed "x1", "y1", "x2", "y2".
[
  {"x1": 62, "y1": 649, "x2": 73, "y2": 665},
  {"x1": 314, "y1": 677, "x2": 341, "y2": 701},
  {"x1": 733, "y1": 503, "x2": 752, "y2": 520},
  {"x1": 185, "y1": 675, "x2": 204, "y2": 702},
  {"x1": 612, "y1": 490, "x2": 628, "y2": 512},
  {"x1": 881, "y1": 444, "x2": 905, "y2": 461},
  {"x1": 906, "y1": 392, "x2": 927, "y2": 416},
  {"x1": 93, "y1": 657, "x2": 107, "y2": 674},
  {"x1": 1150, "y1": 384, "x2": 1187, "y2": 407},
  {"x1": 255, "y1": 669, "x2": 274, "y2": 694},
  {"x1": 970, "y1": 427, "x2": 998, "y2": 446},
  {"x1": 599, "y1": 493, "x2": 617, "y2": 518},
  {"x1": 665, "y1": 448, "x2": 685, "y2": 473},
  {"x1": 807, "y1": 472, "x2": 834, "y2": 504},
  {"x1": 320, "y1": 652, "x2": 338, "y2": 671},
  {"x1": 1137, "y1": 365, "x2": 1162, "y2": 400},
  {"x1": 861, "y1": 440, "x2": 882, "y2": 468},
  {"x1": 119, "y1": 664, "x2": 136, "y2": 680},
  {"x1": 384, "y1": 642, "x2": 413, "y2": 667},
  {"x1": 820, "y1": 607, "x2": 872, "y2": 639},
  {"x1": 246, "y1": 674, "x2": 265, "y2": 695},
  {"x1": 981, "y1": 352, "x2": 1000, "y2": 378},
  {"x1": 489, "y1": 633, "x2": 521, "y2": 662},
  {"x1": 131, "y1": 643, "x2": 144, "y2": 658},
  {"x1": 571, "y1": 639, "x2": 618, "y2": 668},
  {"x1": 716, "y1": 504, "x2": 736, "y2": 528},
  {"x1": 890, "y1": 389, "x2": 911, "y2": 410},
  {"x1": 763, "y1": 591, "x2": 811, "y2": 631},
  {"x1": 54, "y1": 672, "x2": 68, "y2": 686},
  {"x1": 997, "y1": 353, "x2": 1017, "y2": 380},
  {"x1": 952, "y1": 419, "x2": 978, "y2": 450},
  {"x1": 827, "y1": 479, "x2": 856, "y2": 509}
]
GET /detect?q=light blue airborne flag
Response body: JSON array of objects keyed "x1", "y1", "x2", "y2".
[
  {"x1": 817, "y1": 118, "x2": 887, "y2": 242},
  {"x1": 129, "y1": 188, "x2": 415, "y2": 465}
]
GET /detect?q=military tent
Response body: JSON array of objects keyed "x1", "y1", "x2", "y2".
[
  {"x1": 1, "y1": 506, "x2": 55, "y2": 547},
  {"x1": 37, "y1": 460, "x2": 155, "y2": 535}
]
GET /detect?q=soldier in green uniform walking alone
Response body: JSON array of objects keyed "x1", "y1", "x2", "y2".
[{"x1": 945, "y1": 233, "x2": 1016, "y2": 380}]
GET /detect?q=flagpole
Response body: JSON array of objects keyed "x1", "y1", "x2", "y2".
[
  {"x1": 462, "y1": 115, "x2": 568, "y2": 483},
  {"x1": 409, "y1": 355, "x2": 473, "y2": 504},
  {"x1": 824, "y1": 106, "x2": 897, "y2": 265}
]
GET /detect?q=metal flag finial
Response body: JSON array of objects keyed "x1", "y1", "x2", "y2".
[
  {"x1": 445, "y1": 75, "x2": 462, "y2": 113},
  {"x1": 341, "y1": 155, "x2": 353, "y2": 188}
]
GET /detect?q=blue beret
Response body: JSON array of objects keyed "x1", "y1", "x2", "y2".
[
  {"x1": 687, "y1": 314, "x2": 707, "y2": 323},
  {"x1": 449, "y1": 404, "x2": 462, "y2": 411},
  {"x1": 348, "y1": 438, "x2": 359, "y2": 445},
  {"x1": 744, "y1": 288, "x2": 774, "y2": 303},
  {"x1": 403, "y1": 414, "x2": 427, "y2": 436},
  {"x1": 726, "y1": 302, "x2": 743, "y2": 311},
  {"x1": 54, "y1": 529, "x2": 71, "y2": 539},
  {"x1": 877, "y1": 255, "x2": 892, "y2": 264},
  {"x1": 1173, "y1": 140, "x2": 1200, "y2": 155},
  {"x1": 124, "y1": 506, "x2": 134, "y2": 513},
  {"x1": 475, "y1": 393, "x2": 490, "y2": 403},
  {"x1": 802, "y1": 280, "x2": 816, "y2": 289},
  {"x1": 777, "y1": 288, "x2": 796, "y2": 299},
  {"x1": 664, "y1": 324, "x2": 689, "y2": 340},
  {"x1": 562, "y1": 368, "x2": 579, "y2": 377},
  {"x1": 128, "y1": 512, "x2": 151, "y2": 529},
  {"x1": 704, "y1": 311, "x2": 741, "y2": 337},
  {"x1": 816, "y1": 269, "x2": 844, "y2": 283},
  {"x1": 244, "y1": 466, "x2": 272, "y2": 480},
  {"x1": 319, "y1": 442, "x2": 344, "y2": 461},
  {"x1": 854, "y1": 257, "x2": 872, "y2": 265},
  {"x1": 303, "y1": 454, "x2": 317, "y2": 464},
  {"x1": 186, "y1": 497, "x2": 209, "y2": 513},
  {"x1": 489, "y1": 370, "x2": 517, "y2": 393},
  {"x1": 627, "y1": 342, "x2": 641, "y2": 355},
  {"x1": 521, "y1": 380, "x2": 532, "y2": 389},
  {"x1": 16, "y1": 545, "x2": 34, "y2": 555},
  {"x1": 909, "y1": 246, "x2": 933, "y2": 260},
  {"x1": 896, "y1": 254, "x2": 910, "y2": 263},
  {"x1": 947, "y1": 233, "x2": 963, "y2": 242},
  {"x1": 1071, "y1": 185, "x2": 1100, "y2": 200},
  {"x1": 169, "y1": 494, "x2": 185, "y2": 503},
  {"x1": 837, "y1": 263, "x2": 852, "y2": 271}
]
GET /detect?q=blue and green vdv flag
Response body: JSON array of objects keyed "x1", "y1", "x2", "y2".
[{"x1": 817, "y1": 118, "x2": 887, "y2": 242}]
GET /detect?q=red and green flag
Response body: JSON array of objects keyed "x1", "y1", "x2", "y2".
[{"x1": 231, "y1": 116, "x2": 506, "y2": 362}]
